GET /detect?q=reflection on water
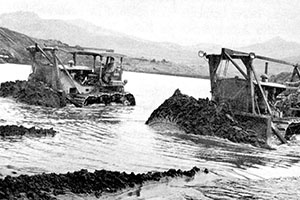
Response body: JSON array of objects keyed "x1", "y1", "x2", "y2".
[{"x1": 1, "y1": 64, "x2": 300, "y2": 199}]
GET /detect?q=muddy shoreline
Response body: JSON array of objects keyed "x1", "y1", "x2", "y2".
[{"x1": 0, "y1": 167, "x2": 202, "y2": 200}]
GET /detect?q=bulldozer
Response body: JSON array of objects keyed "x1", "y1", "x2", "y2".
[
  {"x1": 198, "y1": 48, "x2": 300, "y2": 145},
  {"x1": 27, "y1": 43, "x2": 135, "y2": 107}
]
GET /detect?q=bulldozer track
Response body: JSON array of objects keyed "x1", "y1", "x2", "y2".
[{"x1": 70, "y1": 92, "x2": 135, "y2": 107}]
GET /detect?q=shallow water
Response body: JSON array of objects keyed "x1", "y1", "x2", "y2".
[{"x1": 1, "y1": 64, "x2": 300, "y2": 199}]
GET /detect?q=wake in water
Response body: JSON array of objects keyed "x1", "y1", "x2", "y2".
[{"x1": 1, "y1": 69, "x2": 300, "y2": 199}]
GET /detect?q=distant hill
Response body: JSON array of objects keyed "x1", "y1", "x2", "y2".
[
  {"x1": 239, "y1": 36, "x2": 300, "y2": 59},
  {"x1": 0, "y1": 26, "x2": 74, "y2": 64},
  {"x1": 1, "y1": 11, "x2": 300, "y2": 78},
  {"x1": 236, "y1": 37, "x2": 300, "y2": 75},
  {"x1": 0, "y1": 26, "x2": 206, "y2": 78},
  {"x1": 0, "y1": 11, "x2": 206, "y2": 66},
  {"x1": 0, "y1": 27, "x2": 36, "y2": 64}
]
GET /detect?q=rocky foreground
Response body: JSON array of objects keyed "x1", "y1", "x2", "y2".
[
  {"x1": 0, "y1": 80, "x2": 67, "y2": 108},
  {"x1": 0, "y1": 167, "x2": 202, "y2": 200},
  {"x1": 146, "y1": 89, "x2": 271, "y2": 149},
  {"x1": 0, "y1": 125, "x2": 56, "y2": 138}
]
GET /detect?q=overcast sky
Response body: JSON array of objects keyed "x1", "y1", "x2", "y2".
[{"x1": 0, "y1": 0, "x2": 299, "y2": 47}]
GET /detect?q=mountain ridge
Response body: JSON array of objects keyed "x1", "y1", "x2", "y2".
[
  {"x1": 1, "y1": 11, "x2": 300, "y2": 64},
  {"x1": 0, "y1": 26, "x2": 206, "y2": 78},
  {"x1": 1, "y1": 11, "x2": 300, "y2": 78}
]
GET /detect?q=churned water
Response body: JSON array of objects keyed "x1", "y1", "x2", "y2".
[{"x1": 1, "y1": 64, "x2": 300, "y2": 199}]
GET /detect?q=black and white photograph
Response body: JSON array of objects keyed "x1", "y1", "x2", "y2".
[{"x1": 0, "y1": 0, "x2": 300, "y2": 199}]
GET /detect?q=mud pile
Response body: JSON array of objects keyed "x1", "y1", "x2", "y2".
[
  {"x1": 146, "y1": 89, "x2": 270, "y2": 148},
  {"x1": 0, "y1": 80, "x2": 67, "y2": 108},
  {"x1": 0, "y1": 125, "x2": 56, "y2": 138},
  {"x1": 0, "y1": 167, "x2": 201, "y2": 199}
]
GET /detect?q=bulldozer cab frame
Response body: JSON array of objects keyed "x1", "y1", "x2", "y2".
[
  {"x1": 69, "y1": 50, "x2": 125, "y2": 84},
  {"x1": 200, "y1": 48, "x2": 300, "y2": 144},
  {"x1": 27, "y1": 44, "x2": 126, "y2": 91},
  {"x1": 202, "y1": 48, "x2": 300, "y2": 116}
]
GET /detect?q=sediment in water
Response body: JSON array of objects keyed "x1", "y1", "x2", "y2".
[
  {"x1": 0, "y1": 125, "x2": 56, "y2": 138},
  {"x1": 0, "y1": 80, "x2": 67, "y2": 108},
  {"x1": 146, "y1": 89, "x2": 271, "y2": 149},
  {"x1": 0, "y1": 167, "x2": 201, "y2": 200}
]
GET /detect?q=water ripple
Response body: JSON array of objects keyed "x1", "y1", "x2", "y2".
[{"x1": 1, "y1": 68, "x2": 300, "y2": 199}]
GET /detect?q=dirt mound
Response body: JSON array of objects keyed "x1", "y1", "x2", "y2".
[
  {"x1": 146, "y1": 89, "x2": 270, "y2": 149},
  {"x1": 0, "y1": 167, "x2": 202, "y2": 199},
  {"x1": 0, "y1": 80, "x2": 67, "y2": 108},
  {"x1": 0, "y1": 125, "x2": 56, "y2": 138}
]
